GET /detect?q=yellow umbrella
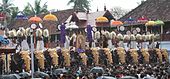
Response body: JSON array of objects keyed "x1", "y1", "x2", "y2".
[
  {"x1": 145, "y1": 21, "x2": 156, "y2": 26},
  {"x1": 96, "y1": 16, "x2": 108, "y2": 22},
  {"x1": 145, "y1": 21, "x2": 156, "y2": 33},
  {"x1": 43, "y1": 13, "x2": 58, "y2": 21},
  {"x1": 43, "y1": 13, "x2": 58, "y2": 48}
]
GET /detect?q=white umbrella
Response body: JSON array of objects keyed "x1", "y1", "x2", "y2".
[{"x1": 66, "y1": 22, "x2": 79, "y2": 29}]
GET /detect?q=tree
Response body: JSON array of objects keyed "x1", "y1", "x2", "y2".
[
  {"x1": 0, "y1": 0, "x2": 18, "y2": 26},
  {"x1": 67, "y1": 0, "x2": 91, "y2": 11},
  {"x1": 10, "y1": 7, "x2": 19, "y2": 20},
  {"x1": 23, "y1": 0, "x2": 48, "y2": 16},
  {"x1": 137, "y1": 0, "x2": 146, "y2": 5},
  {"x1": 111, "y1": 7, "x2": 129, "y2": 19}
]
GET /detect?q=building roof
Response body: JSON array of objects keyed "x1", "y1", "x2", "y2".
[
  {"x1": 120, "y1": 0, "x2": 170, "y2": 22},
  {"x1": 8, "y1": 9, "x2": 75, "y2": 34},
  {"x1": 87, "y1": 11, "x2": 106, "y2": 26},
  {"x1": 68, "y1": 10, "x2": 115, "y2": 27}
]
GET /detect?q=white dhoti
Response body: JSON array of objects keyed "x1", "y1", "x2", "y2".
[
  {"x1": 21, "y1": 39, "x2": 30, "y2": 51},
  {"x1": 142, "y1": 42, "x2": 148, "y2": 49},
  {"x1": 92, "y1": 40, "x2": 97, "y2": 47},
  {"x1": 130, "y1": 41, "x2": 137, "y2": 49},
  {"x1": 118, "y1": 41, "x2": 124, "y2": 48},
  {"x1": 108, "y1": 40, "x2": 113, "y2": 49},
  {"x1": 36, "y1": 40, "x2": 44, "y2": 51}
]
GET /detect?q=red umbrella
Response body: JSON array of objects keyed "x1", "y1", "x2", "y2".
[
  {"x1": 28, "y1": 15, "x2": 42, "y2": 23},
  {"x1": 111, "y1": 20, "x2": 123, "y2": 27},
  {"x1": 137, "y1": 16, "x2": 148, "y2": 23}
]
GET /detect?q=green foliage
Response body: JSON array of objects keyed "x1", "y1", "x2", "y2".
[
  {"x1": 23, "y1": 0, "x2": 48, "y2": 16},
  {"x1": 67, "y1": 0, "x2": 91, "y2": 11},
  {"x1": 0, "y1": 0, "x2": 19, "y2": 25}
]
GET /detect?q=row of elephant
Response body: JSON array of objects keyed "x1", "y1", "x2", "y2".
[{"x1": 0, "y1": 47, "x2": 169, "y2": 74}]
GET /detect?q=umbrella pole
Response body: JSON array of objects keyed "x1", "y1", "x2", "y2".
[
  {"x1": 30, "y1": 29, "x2": 35, "y2": 78},
  {"x1": 145, "y1": 26, "x2": 147, "y2": 34},
  {"x1": 160, "y1": 25, "x2": 163, "y2": 49}
]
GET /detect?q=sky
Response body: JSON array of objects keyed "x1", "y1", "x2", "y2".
[{"x1": 1, "y1": 0, "x2": 142, "y2": 12}]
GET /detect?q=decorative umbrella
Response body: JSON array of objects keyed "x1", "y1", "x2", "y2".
[
  {"x1": 65, "y1": 22, "x2": 79, "y2": 29},
  {"x1": 96, "y1": 16, "x2": 109, "y2": 23},
  {"x1": 145, "y1": 21, "x2": 156, "y2": 33},
  {"x1": 155, "y1": 20, "x2": 164, "y2": 48},
  {"x1": 137, "y1": 16, "x2": 148, "y2": 23},
  {"x1": 111, "y1": 20, "x2": 123, "y2": 27},
  {"x1": 15, "y1": 12, "x2": 28, "y2": 20},
  {"x1": 28, "y1": 15, "x2": 42, "y2": 23},
  {"x1": 145, "y1": 21, "x2": 156, "y2": 26},
  {"x1": 155, "y1": 20, "x2": 164, "y2": 34},
  {"x1": 43, "y1": 13, "x2": 58, "y2": 21},
  {"x1": 124, "y1": 17, "x2": 136, "y2": 25},
  {"x1": 43, "y1": 13, "x2": 58, "y2": 47},
  {"x1": 90, "y1": 67, "x2": 105, "y2": 73}
]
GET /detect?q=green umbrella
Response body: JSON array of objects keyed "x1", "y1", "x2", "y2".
[
  {"x1": 155, "y1": 20, "x2": 164, "y2": 49},
  {"x1": 155, "y1": 20, "x2": 164, "y2": 25},
  {"x1": 155, "y1": 20, "x2": 164, "y2": 34}
]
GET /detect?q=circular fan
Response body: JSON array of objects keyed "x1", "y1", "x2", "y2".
[
  {"x1": 119, "y1": 26, "x2": 125, "y2": 31},
  {"x1": 31, "y1": 24, "x2": 37, "y2": 29}
]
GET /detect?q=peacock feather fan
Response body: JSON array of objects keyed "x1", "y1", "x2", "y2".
[
  {"x1": 94, "y1": 31, "x2": 100, "y2": 39},
  {"x1": 43, "y1": 29, "x2": 49, "y2": 37},
  {"x1": 25, "y1": 28, "x2": 31, "y2": 36},
  {"x1": 36, "y1": 28, "x2": 42, "y2": 37}
]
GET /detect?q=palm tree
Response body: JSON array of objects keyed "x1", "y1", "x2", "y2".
[
  {"x1": 67, "y1": 0, "x2": 91, "y2": 11},
  {"x1": 11, "y1": 7, "x2": 19, "y2": 20},
  {"x1": 23, "y1": 0, "x2": 48, "y2": 16},
  {"x1": 0, "y1": 0, "x2": 17, "y2": 26}
]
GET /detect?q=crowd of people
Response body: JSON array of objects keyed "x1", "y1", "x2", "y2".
[{"x1": 55, "y1": 63, "x2": 170, "y2": 79}]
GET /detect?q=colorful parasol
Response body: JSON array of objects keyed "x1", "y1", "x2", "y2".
[
  {"x1": 16, "y1": 12, "x2": 28, "y2": 20},
  {"x1": 137, "y1": 16, "x2": 148, "y2": 23},
  {"x1": 111, "y1": 20, "x2": 123, "y2": 27},
  {"x1": 145, "y1": 21, "x2": 156, "y2": 33},
  {"x1": 43, "y1": 13, "x2": 58, "y2": 21},
  {"x1": 145, "y1": 21, "x2": 156, "y2": 26},
  {"x1": 155, "y1": 20, "x2": 164, "y2": 48},
  {"x1": 28, "y1": 15, "x2": 42, "y2": 23},
  {"x1": 155, "y1": 20, "x2": 164, "y2": 25},
  {"x1": 96, "y1": 16, "x2": 109, "y2": 23},
  {"x1": 124, "y1": 17, "x2": 136, "y2": 24},
  {"x1": 65, "y1": 22, "x2": 79, "y2": 29}
]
